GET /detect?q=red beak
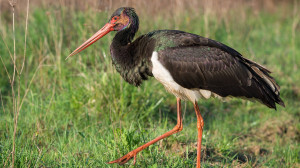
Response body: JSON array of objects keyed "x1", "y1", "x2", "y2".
[{"x1": 66, "y1": 23, "x2": 115, "y2": 60}]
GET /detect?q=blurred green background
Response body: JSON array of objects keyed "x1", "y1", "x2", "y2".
[{"x1": 0, "y1": 0, "x2": 299, "y2": 167}]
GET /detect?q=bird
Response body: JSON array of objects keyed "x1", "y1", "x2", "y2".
[{"x1": 67, "y1": 7, "x2": 285, "y2": 168}]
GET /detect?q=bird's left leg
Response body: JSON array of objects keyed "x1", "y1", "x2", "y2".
[
  {"x1": 108, "y1": 97, "x2": 183, "y2": 165},
  {"x1": 194, "y1": 101, "x2": 204, "y2": 168}
]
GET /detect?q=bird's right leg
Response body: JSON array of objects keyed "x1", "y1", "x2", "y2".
[
  {"x1": 108, "y1": 97, "x2": 183, "y2": 165},
  {"x1": 194, "y1": 101, "x2": 204, "y2": 168}
]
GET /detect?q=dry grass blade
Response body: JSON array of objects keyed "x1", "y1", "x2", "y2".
[
  {"x1": 20, "y1": 0, "x2": 30, "y2": 74},
  {"x1": 8, "y1": 0, "x2": 16, "y2": 84},
  {"x1": 6, "y1": 0, "x2": 31, "y2": 167},
  {"x1": 9, "y1": 0, "x2": 17, "y2": 166}
]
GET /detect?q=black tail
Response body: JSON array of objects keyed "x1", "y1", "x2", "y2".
[{"x1": 244, "y1": 58, "x2": 285, "y2": 109}]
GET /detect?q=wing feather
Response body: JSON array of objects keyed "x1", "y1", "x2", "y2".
[
  {"x1": 146, "y1": 30, "x2": 284, "y2": 108},
  {"x1": 156, "y1": 38, "x2": 283, "y2": 108}
]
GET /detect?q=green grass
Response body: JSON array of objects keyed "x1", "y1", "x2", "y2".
[{"x1": 1, "y1": 5, "x2": 299, "y2": 168}]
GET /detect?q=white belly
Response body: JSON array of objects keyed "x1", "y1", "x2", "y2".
[{"x1": 151, "y1": 51, "x2": 219, "y2": 102}]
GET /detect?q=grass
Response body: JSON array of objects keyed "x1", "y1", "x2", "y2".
[{"x1": 0, "y1": 2, "x2": 299, "y2": 168}]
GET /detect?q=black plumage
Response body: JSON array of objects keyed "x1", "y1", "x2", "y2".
[
  {"x1": 112, "y1": 28, "x2": 284, "y2": 109},
  {"x1": 150, "y1": 30, "x2": 284, "y2": 109}
]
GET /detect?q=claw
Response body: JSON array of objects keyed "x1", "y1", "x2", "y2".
[{"x1": 108, "y1": 151, "x2": 137, "y2": 165}]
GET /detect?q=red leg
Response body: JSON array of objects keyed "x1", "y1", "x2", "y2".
[
  {"x1": 108, "y1": 98, "x2": 183, "y2": 165},
  {"x1": 194, "y1": 101, "x2": 204, "y2": 168}
]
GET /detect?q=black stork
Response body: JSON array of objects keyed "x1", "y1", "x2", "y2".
[{"x1": 67, "y1": 7, "x2": 285, "y2": 168}]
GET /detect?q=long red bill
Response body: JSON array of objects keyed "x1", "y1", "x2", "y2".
[{"x1": 66, "y1": 23, "x2": 115, "y2": 60}]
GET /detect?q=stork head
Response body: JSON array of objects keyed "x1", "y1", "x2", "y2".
[{"x1": 66, "y1": 7, "x2": 138, "y2": 59}]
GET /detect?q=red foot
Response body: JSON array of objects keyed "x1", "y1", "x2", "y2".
[{"x1": 108, "y1": 151, "x2": 137, "y2": 165}]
